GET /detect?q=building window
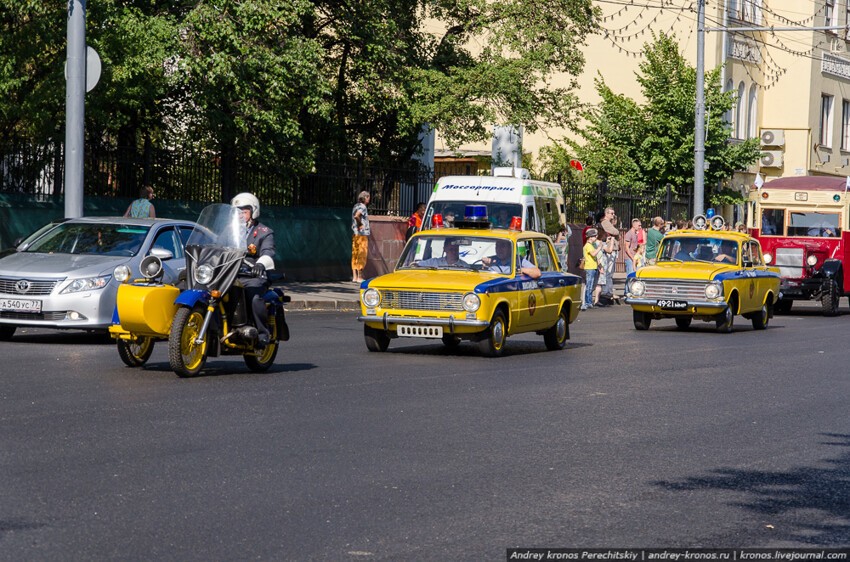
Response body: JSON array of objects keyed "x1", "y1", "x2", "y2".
[
  {"x1": 821, "y1": 94, "x2": 834, "y2": 147},
  {"x1": 741, "y1": 0, "x2": 761, "y2": 23},
  {"x1": 842, "y1": 99, "x2": 850, "y2": 150},
  {"x1": 846, "y1": 0, "x2": 850, "y2": 40},
  {"x1": 724, "y1": 79, "x2": 734, "y2": 125},
  {"x1": 735, "y1": 82, "x2": 746, "y2": 139},
  {"x1": 747, "y1": 85, "x2": 758, "y2": 138},
  {"x1": 826, "y1": 0, "x2": 835, "y2": 29}
]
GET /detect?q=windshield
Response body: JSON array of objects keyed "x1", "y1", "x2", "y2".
[
  {"x1": 425, "y1": 202, "x2": 522, "y2": 229},
  {"x1": 24, "y1": 223, "x2": 150, "y2": 256},
  {"x1": 398, "y1": 234, "x2": 514, "y2": 274},
  {"x1": 185, "y1": 204, "x2": 247, "y2": 250},
  {"x1": 658, "y1": 236, "x2": 740, "y2": 265}
]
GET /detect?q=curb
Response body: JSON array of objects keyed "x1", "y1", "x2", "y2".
[{"x1": 287, "y1": 300, "x2": 360, "y2": 311}]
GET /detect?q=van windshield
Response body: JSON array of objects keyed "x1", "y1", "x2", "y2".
[{"x1": 425, "y1": 202, "x2": 522, "y2": 229}]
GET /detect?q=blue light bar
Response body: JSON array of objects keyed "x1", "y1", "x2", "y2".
[{"x1": 464, "y1": 205, "x2": 487, "y2": 221}]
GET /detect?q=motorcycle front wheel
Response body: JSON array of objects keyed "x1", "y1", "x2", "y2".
[
  {"x1": 117, "y1": 337, "x2": 155, "y2": 367},
  {"x1": 168, "y1": 306, "x2": 208, "y2": 377}
]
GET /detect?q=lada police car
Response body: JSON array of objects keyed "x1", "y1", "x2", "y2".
[
  {"x1": 358, "y1": 207, "x2": 582, "y2": 356},
  {"x1": 624, "y1": 215, "x2": 781, "y2": 333}
]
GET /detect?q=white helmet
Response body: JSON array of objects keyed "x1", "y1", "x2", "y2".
[{"x1": 231, "y1": 192, "x2": 260, "y2": 220}]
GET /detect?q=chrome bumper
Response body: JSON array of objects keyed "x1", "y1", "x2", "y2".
[
  {"x1": 358, "y1": 313, "x2": 489, "y2": 330},
  {"x1": 624, "y1": 298, "x2": 727, "y2": 310}
]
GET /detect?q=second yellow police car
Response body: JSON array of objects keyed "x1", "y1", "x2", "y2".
[
  {"x1": 358, "y1": 207, "x2": 582, "y2": 356},
  {"x1": 624, "y1": 215, "x2": 781, "y2": 332}
]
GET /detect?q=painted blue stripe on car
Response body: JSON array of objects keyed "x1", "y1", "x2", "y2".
[
  {"x1": 474, "y1": 273, "x2": 580, "y2": 294},
  {"x1": 713, "y1": 270, "x2": 781, "y2": 282}
]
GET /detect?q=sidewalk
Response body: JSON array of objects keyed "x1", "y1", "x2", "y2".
[{"x1": 280, "y1": 274, "x2": 628, "y2": 311}]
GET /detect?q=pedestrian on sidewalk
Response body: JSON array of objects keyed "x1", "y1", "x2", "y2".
[
  {"x1": 581, "y1": 229, "x2": 602, "y2": 310},
  {"x1": 405, "y1": 202, "x2": 425, "y2": 241},
  {"x1": 646, "y1": 216, "x2": 665, "y2": 265},
  {"x1": 351, "y1": 191, "x2": 371, "y2": 283},
  {"x1": 124, "y1": 186, "x2": 156, "y2": 218},
  {"x1": 623, "y1": 218, "x2": 643, "y2": 276}
]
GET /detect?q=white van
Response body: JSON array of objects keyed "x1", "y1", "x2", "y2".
[{"x1": 421, "y1": 168, "x2": 566, "y2": 237}]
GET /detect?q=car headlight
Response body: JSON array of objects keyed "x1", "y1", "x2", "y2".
[
  {"x1": 629, "y1": 279, "x2": 646, "y2": 297},
  {"x1": 462, "y1": 292, "x2": 481, "y2": 312},
  {"x1": 60, "y1": 275, "x2": 111, "y2": 294},
  {"x1": 807, "y1": 254, "x2": 818, "y2": 267},
  {"x1": 362, "y1": 288, "x2": 381, "y2": 307},
  {"x1": 763, "y1": 253, "x2": 772, "y2": 264},
  {"x1": 113, "y1": 265, "x2": 131, "y2": 283},
  {"x1": 195, "y1": 264, "x2": 214, "y2": 285},
  {"x1": 705, "y1": 281, "x2": 723, "y2": 299}
]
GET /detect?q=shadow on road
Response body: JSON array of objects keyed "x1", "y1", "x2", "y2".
[{"x1": 653, "y1": 433, "x2": 850, "y2": 546}]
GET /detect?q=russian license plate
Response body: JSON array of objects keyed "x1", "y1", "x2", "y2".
[
  {"x1": 397, "y1": 325, "x2": 443, "y2": 338},
  {"x1": 656, "y1": 299, "x2": 688, "y2": 310},
  {"x1": 0, "y1": 297, "x2": 42, "y2": 314}
]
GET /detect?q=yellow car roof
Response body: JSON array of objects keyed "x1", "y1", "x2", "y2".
[
  {"x1": 415, "y1": 227, "x2": 544, "y2": 241},
  {"x1": 664, "y1": 229, "x2": 751, "y2": 241}
]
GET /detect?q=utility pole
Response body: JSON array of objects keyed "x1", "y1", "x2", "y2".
[
  {"x1": 694, "y1": 0, "x2": 706, "y2": 216},
  {"x1": 64, "y1": 0, "x2": 86, "y2": 219}
]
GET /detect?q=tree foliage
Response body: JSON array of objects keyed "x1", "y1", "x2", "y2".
[
  {"x1": 542, "y1": 33, "x2": 761, "y2": 197},
  {"x1": 0, "y1": 0, "x2": 598, "y2": 176}
]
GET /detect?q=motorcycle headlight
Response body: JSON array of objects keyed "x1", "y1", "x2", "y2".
[
  {"x1": 764, "y1": 253, "x2": 772, "y2": 264},
  {"x1": 362, "y1": 288, "x2": 381, "y2": 307},
  {"x1": 705, "y1": 281, "x2": 723, "y2": 299},
  {"x1": 60, "y1": 275, "x2": 111, "y2": 294},
  {"x1": 807, "y1": 254, "x2": 818, "y2": 267},
  {"x1": 113, "y1": 265, "x2": 131, "y2": 283},
  {"x1": 629, "y1": 279, "x2": 646, "y2": 297},
  {"x1": 195, "y1": 264, "x2": 214, "y2": 285},
  {"x1": 462, "y1": 292, "x2": 481, "y2": 312}
]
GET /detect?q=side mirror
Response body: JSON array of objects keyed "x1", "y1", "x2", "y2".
[{"x1": 150, "y1": 247, "x2": 174, "y2": 261}]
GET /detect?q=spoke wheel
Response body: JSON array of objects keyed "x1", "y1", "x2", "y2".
[
  {"x1": 633, "y1": 310, "x2": 651, "y2": 331},
  {"x1": 675, "y1": 317, "x2": 692, "y2": 329},
  {"x1": 168, "y1": 306, "x2": 208, "y2": 377},
  {"x1": 822, "y1": 279, "x2": 840, "y2": 317},
  {"x1": 479, "y1": 310, "x2": 507, "y2": 357},
  {"x1": 543, "y1": 306, "x2": 569, "y2": 350},
  {"x1": 117, "y1": 337, "x2": 155, "y2": 367}
]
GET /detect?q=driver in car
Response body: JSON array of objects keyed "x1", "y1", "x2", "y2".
[
  {"x1": 713, "y1": 241, "x2": 738, "y2": 264},
  {"x1": 417, "y1": 238, "x2": 468, "y2": 267}
]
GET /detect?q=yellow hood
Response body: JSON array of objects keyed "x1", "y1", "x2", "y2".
[
  {"x1": 366, "y1": 269, "x2": 501, "y2": 292},
  {"x1": 634, "y1": 261, "x2": 737, "y2": 280}
]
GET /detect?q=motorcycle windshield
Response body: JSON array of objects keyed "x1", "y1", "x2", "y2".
[{"x1": 186, "y1": 204, "x2": 248, "y2": 251}]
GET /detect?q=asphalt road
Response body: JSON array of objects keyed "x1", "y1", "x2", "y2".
[{"x1": 1, "y1": 303, "x2": 850, "y2": 560}]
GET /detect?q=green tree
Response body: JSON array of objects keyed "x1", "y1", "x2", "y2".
[{"x1": 544, "y1": 33, "x2": 760, "y2": 200}]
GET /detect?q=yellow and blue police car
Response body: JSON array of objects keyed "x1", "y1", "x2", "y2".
[
  {"x1": 358, "y1": 207, "x2": 582, "y2": 356},
  {"x1": 624, "y1": 215, "x2": 781, "y2": 332}
]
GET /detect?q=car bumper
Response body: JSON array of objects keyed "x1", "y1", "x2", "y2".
[
  {"x1": 779, "y1": 278, "x2": 823, "y2": 299},
  {"x1": 358, "y1": 313, "x2": 490, "y2": 332},
  {"x1": 0, "y1": 289, "x2": 115, "y2": 330},
  {"x1": 624, "y1": 297, "x2": 727, "y2": 313}
]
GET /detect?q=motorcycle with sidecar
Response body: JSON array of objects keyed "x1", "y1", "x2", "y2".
[{"x1": 109, "y1": 203, "x2": 290, "y2": 377}]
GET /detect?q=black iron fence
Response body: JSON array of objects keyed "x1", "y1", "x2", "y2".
[
  {"x1": 1, "y1": 141, "x2": 693, "y2": 222},
  {"x1": 563, "y1": 179, "x2": 693, "y2": 225}
]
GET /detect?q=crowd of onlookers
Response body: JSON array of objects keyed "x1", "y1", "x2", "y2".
[{"x1": 574, "y1": 209, "x2": 746, "y2": 310}]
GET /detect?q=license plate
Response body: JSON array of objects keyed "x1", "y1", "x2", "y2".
[
  {"x1": 656, "y1": 299, "x2": 688, "y2": 310},
  {"x1": 0, "y1": 298, "x2": 42, "y2": 313},
  {"x1": 397, "y1": 324, "x2": 443, "y2": 338}
]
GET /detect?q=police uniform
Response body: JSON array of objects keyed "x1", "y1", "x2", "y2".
[{"x1": 239, "y1": 222, "x2": 276, "y2": 343}]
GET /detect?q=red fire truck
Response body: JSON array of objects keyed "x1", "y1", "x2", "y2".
[{"x1": 747, "y1": 175, "x2": 848, "y2": 315}]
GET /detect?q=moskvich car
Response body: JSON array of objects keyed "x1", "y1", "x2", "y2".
[{"x1": 624, "y1": 215, "x2": 781, "y2": 332}]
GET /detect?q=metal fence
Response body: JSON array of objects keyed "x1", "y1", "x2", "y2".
[
  {"x1": 563, "y1": 179, "x2": 693, "y2": 225},
  {"x1": 1, "y1": 141, "x2": 693, "y2": 222}
]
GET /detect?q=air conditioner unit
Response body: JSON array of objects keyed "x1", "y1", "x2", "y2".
[
  {"x1": 832, "y1": 39, "x2": 846, "y2": 54},
  {"x1": 760, "y1": 129, "x2": 785, "y2": 147},
  {"x1": 760, "y1": 150, "x2": 784, "y2": 168}
]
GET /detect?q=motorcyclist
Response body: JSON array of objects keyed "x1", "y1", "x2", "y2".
[{"x1": 231, "y1": 192, "x2": 276, "y2": 348}]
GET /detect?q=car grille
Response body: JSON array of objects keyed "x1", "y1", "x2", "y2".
[
  {"x1": 381, "y1": 290, "x2": 464, "y2": 311},
  {"x1": 0, "y1": 311, "x2": 67, "y2": 321},
  {"x1": 0, "y1": 278, "x2": 59, "y2": 296},
  {"x1": 775, "y1": 248, "x2": 804, "y2": 279},
  {"x1": 639, "y1": 280, "x2": 709, "y2": 300}
]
